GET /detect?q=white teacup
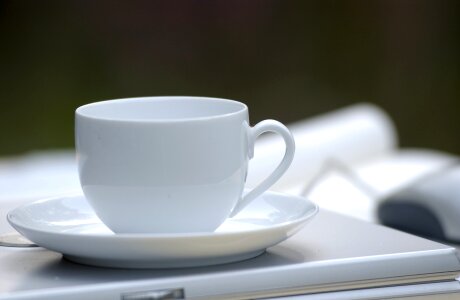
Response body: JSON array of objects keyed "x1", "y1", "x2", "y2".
[{"x1": 75, "y1": 96, "x2": 295, "y2": 233}]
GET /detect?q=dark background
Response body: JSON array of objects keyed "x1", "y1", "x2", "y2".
[{"x1": 0, "y1": 0, "x2": 459, "y2": 156}]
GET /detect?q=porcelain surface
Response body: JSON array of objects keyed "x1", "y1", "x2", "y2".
[
  {"x1": 75, "y1": 97, "x2": 295, "y2": 233},
  {"x1": 8, "y1": 190, "x2": 318, "y2": 268}
]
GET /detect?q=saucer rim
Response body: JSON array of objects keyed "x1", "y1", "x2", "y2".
[{"x1": 7, "y1": 191, "x2": 319, "y2": 239}]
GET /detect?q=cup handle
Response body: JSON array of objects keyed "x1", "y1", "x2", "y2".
[{"x1": 230, "y1": 120, "x2": 295, "y2": 217}]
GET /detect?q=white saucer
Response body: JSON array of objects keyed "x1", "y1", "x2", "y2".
[{"x1": 7, "y1": 191, "x2": 318, "y2": 269}]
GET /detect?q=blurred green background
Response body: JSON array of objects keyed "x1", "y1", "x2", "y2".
[{"x1": 0, "y1": 0, "x2": 459, "y2": 156}]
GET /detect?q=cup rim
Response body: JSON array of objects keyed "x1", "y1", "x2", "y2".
[{"x1": 75, "y1": 96, "x2": 248, "y2": 123}]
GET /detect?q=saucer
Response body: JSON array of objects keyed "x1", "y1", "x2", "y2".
[{"x1": 7, "y1": 191, "x2": 318, "y2": 268}]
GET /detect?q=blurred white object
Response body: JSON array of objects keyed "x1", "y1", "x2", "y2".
[
  {"x1": 378, "y1": 165, "x2": 460, "y2": 242},
  {"x1": 304, "y1": 150, "x2": 457, "y2": 222},
  {"x1": 0, "y1": 151, "x2": 80, "y2": 199},
  {"x1": 247, "y1": 103, "x2": 457, "y2": 221},
  {"x1": 247, "y1": 103, "x2": 397, "y2": 192}
]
